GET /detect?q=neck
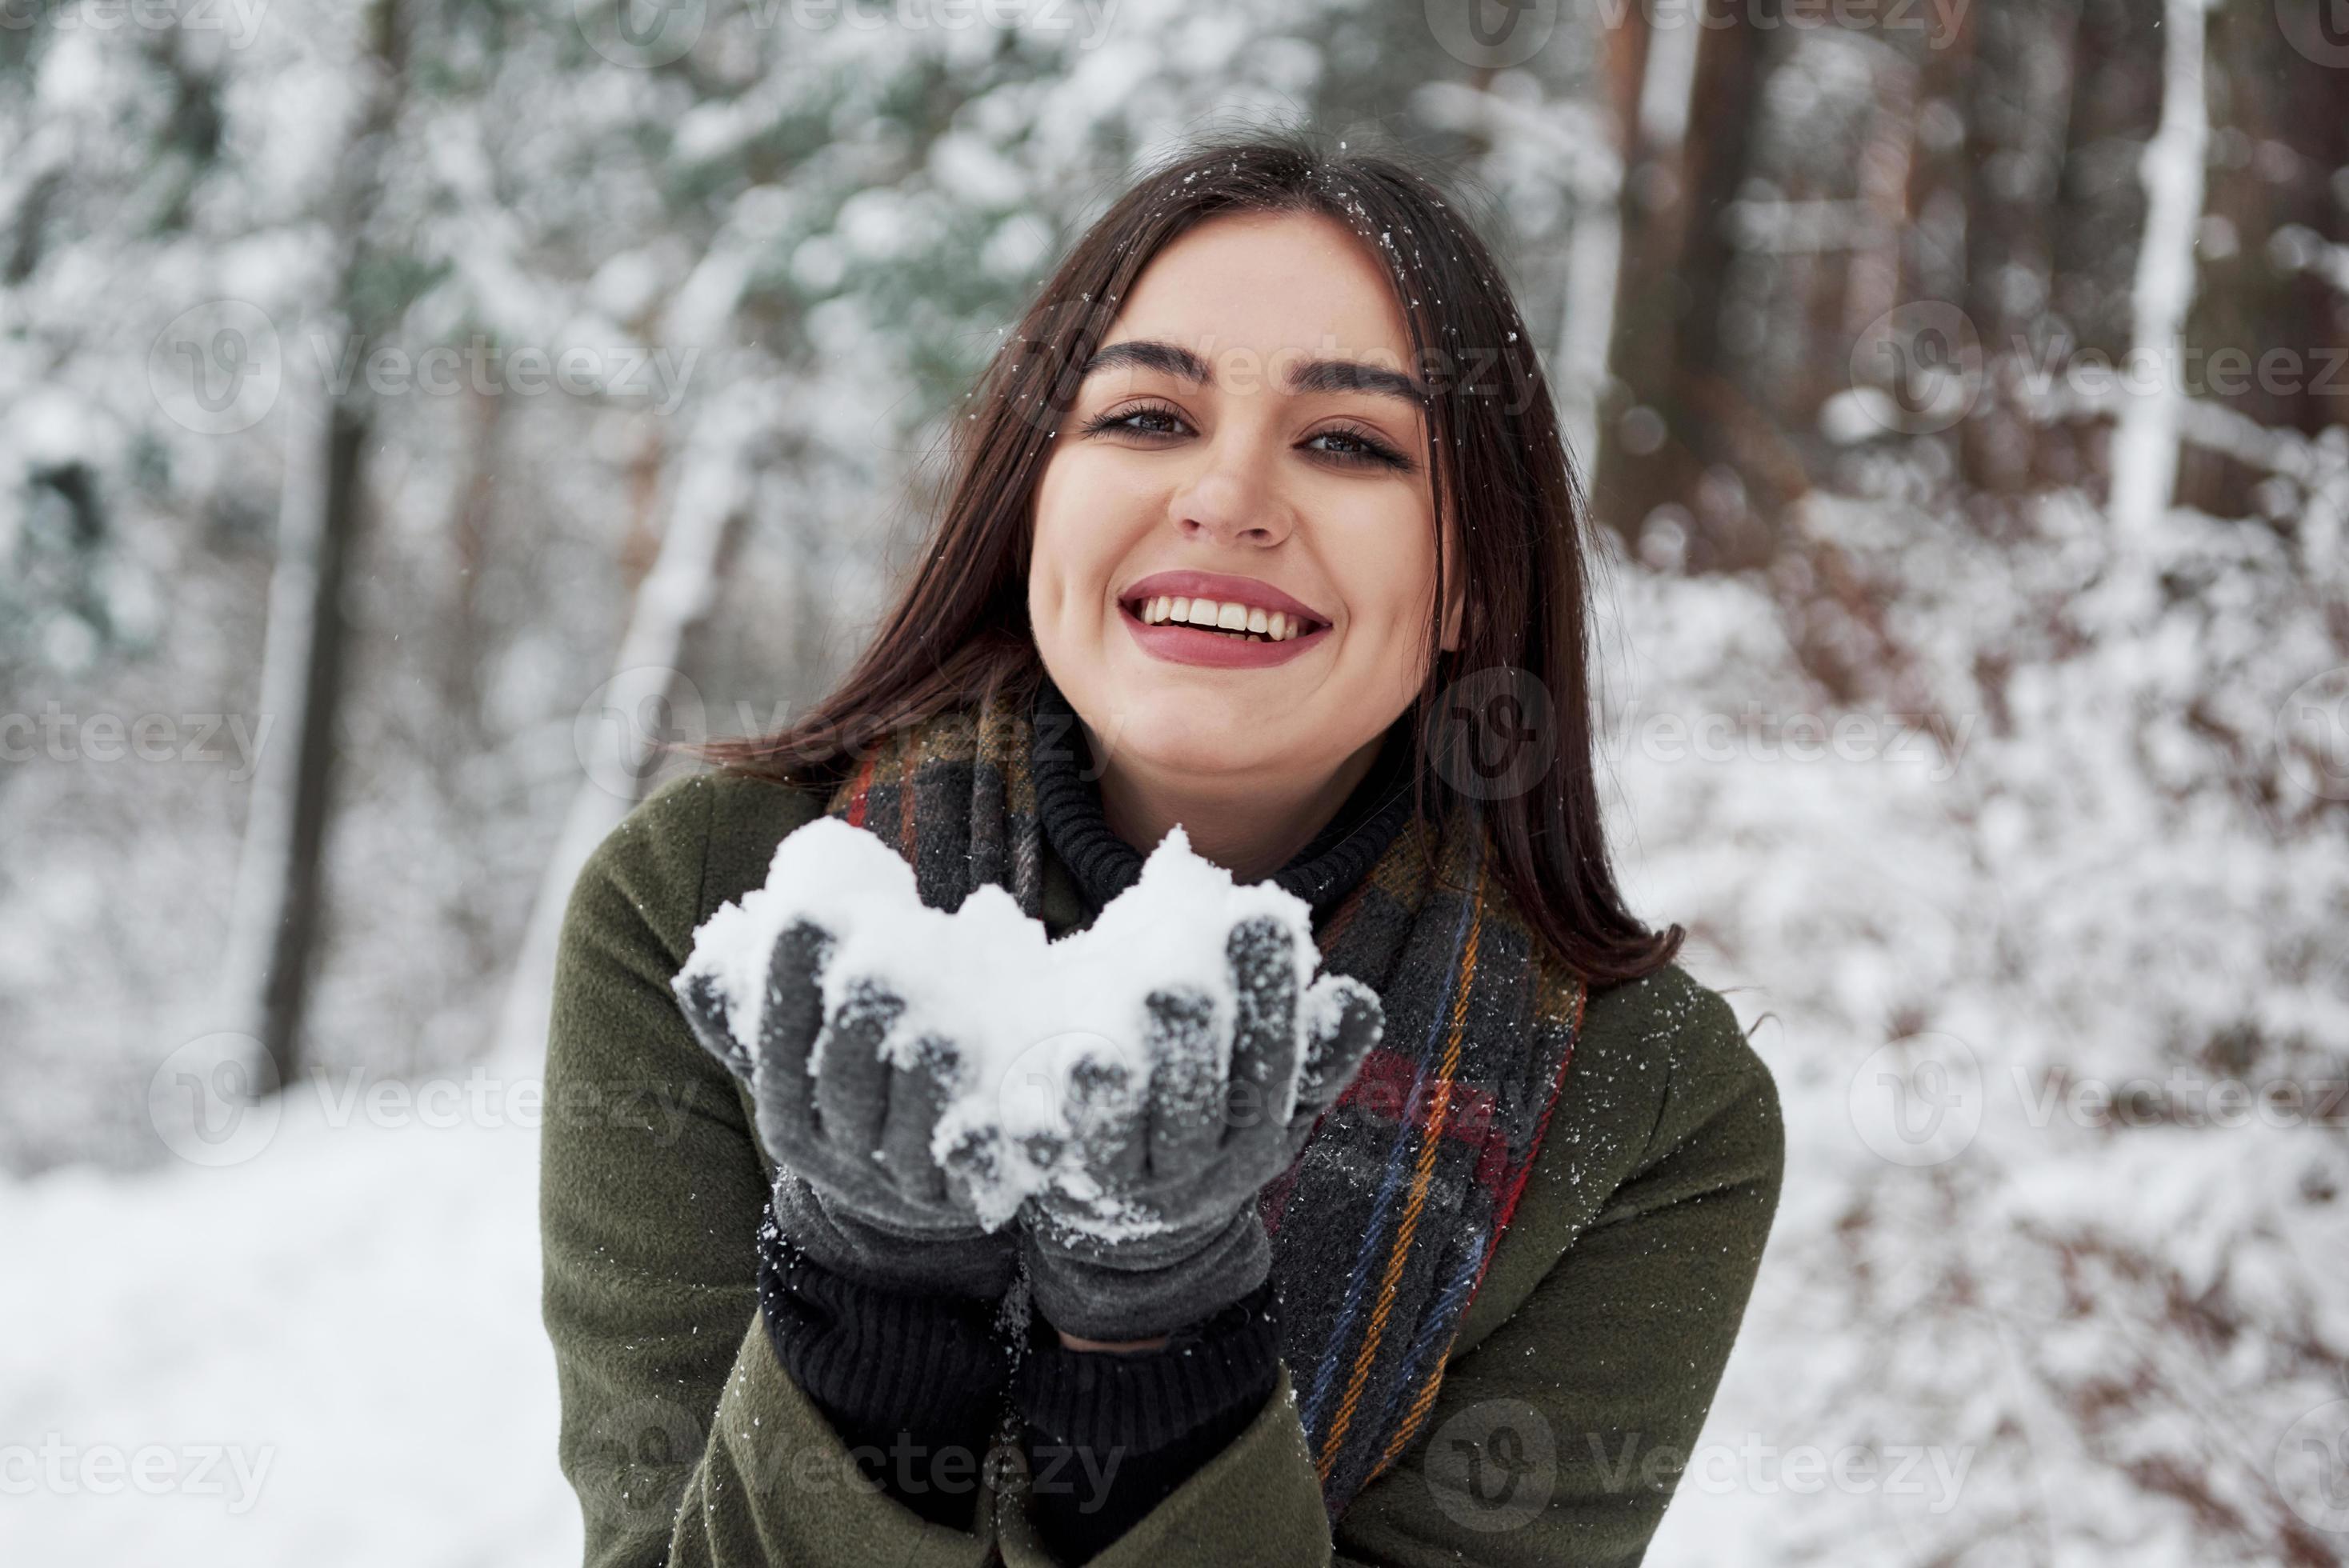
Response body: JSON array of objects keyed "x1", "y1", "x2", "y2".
[{"x1": 1084, "y1": 723, "x2": 1386, "y2": 885}]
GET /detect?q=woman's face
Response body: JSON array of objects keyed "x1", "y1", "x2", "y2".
[{"x1": 1028, "y1": 209, "x2": 1463, "y2": 790}]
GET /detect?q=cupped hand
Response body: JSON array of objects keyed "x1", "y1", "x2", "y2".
[
  {"x1": 674, "y1": 914, "x2": 1018, "y2": 1300},
  {"x1": 982, "y1": 912, "x2": 1383, "y2": 1342}
]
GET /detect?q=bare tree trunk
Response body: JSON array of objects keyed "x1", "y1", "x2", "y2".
[
  {"x1": 2174, "y1": 0, "x2": 2349, "y2": 518},
  {"x1": 2107, "y1": 0, "x2": 2211, "y2": 586},
  {"x1": 1953, "y1": 0, "x2": 2074, "y2": 498},
  {"x1": 218, "y1": 0, "x2": 405, "y2": 1086},
  {"x1": 438, "y1": 381, "x2": 506, "y2": 749},
  {"x1": 1593, "y1": 2, "x2": 1777, "y2": 565},
  {"x1": 491, "y1": 399, "x2": 762, "y2": 1061},
  {"x1": 1413, "y1": 78, "x2": 1624, "y2": 503},
  {"x1": 1553, "y1": 133, "x2": 1626, "y2": 486},
  {"x1": 222, "y1": 395, "x2": 367, "y2": 1084},
  {"x1": 1590, "y1": 0, "x2": 1693, "y2": 545},
  {"x1": 1840, "y1": 55, "x2": 1919, "y2": 348}
]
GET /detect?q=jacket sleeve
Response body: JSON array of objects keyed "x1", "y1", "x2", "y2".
[
  {"x1": 990, "y1": 979, "x2": 1784, "y2": 1568},
  {"x1": 541, "y1": 773, "x2": 998, "y2": 1568}
]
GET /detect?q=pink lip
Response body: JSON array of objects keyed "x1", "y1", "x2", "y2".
[
  {"x1": 1118, "y1": 598, "x2": 1331, "y2": 669},
  {"x1": 1115, "y1": 570, "x2": 1332, "y2": 630}
]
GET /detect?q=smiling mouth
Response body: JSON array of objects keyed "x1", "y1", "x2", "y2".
[{"x1": 1119, "y1": 594, "x2": 1330, "y2": 644}]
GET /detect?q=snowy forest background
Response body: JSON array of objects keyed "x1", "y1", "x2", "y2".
[{"x1": 5, "y1": 0, "x2": 2347, "y2": 1562}]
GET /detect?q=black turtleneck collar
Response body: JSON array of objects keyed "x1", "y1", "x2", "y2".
[{"x1": 1029, "y1": 670, "x2": 1419, "y2": 917}]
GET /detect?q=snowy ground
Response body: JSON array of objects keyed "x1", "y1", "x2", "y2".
[{"x1": 0, "y1": 1070, "x2": 580, "y2": 1566}]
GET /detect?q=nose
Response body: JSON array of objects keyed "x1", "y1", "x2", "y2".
[{"x1": 1167, "y1": 433, "x2": 1295, "y2": 548}]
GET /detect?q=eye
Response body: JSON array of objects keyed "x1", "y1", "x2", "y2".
[
  {"x1": 1078, "y1": 400, "x2": 1191, "y2": 440},
  {"x1": 1303, "y1": 422, "x2": 1415, "y2": 474}
]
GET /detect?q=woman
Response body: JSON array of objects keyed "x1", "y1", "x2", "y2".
[{"x1": 542, "y1": 131, "x2": 1783, "y2": 1566}]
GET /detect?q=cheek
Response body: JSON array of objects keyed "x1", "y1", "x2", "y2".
[
  {"x1": 1323, "y1": 507, "x2": 1444, "y2": 701},
  {"x1": 1341, "y1": 512, "x2": 1441, "y2": 636},
  {"x1": 1029, "y1": 454, "x2": 1132, "y2": 624}
]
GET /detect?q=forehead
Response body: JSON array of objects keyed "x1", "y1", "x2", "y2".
[{"x1": 1105, "y1": 208, "x2": 1412, "y2": 364}]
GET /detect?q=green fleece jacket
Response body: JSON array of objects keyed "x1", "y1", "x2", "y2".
[{"x1": 542, "y1": 768, "x2": 1783, "y2": 1566}]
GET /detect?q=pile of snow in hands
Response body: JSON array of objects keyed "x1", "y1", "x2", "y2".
[{"x1": 674, "y1": 816, "x2": 1361, "y2": 1237}]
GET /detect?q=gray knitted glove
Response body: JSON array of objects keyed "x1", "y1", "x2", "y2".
[
  {"x1": 995, "y1": 913, "x2": 1383, "y2": 1342},
  {"x1": 673, "y1": 915, "x2": 1018, "y2": 1301}
]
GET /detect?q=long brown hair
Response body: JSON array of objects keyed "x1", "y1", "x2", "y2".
[{"x1": 697, "y1": 129, "x2": 1682, "y2": 988}]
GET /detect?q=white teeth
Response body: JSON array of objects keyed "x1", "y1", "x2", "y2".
[{"x1": 1132, "y1": 594, "x2": 1319, "y2": 641}]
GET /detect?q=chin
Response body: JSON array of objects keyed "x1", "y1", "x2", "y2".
[
  {"x1": 1086, "y1": 681, "x2": 1294, "y2": 777},
  {"x1": 1135, "y1": 727, "x2": 1278, "y2": 782}
]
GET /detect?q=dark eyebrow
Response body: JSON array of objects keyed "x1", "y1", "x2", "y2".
[
  {"x1": 1284, "y1": 356, "x2": 1427, "y2": 405},
  {"x1": 1078, "y1": 338, "x2": 1211, "y2": 385},
  {"x1": 1076, "y1": 338, "x2": 1429, "y2": 406}
]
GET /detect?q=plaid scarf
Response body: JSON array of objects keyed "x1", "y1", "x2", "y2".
[{"x1": 819, "y1": 677, "x2": 1587, "y2": 1522}]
